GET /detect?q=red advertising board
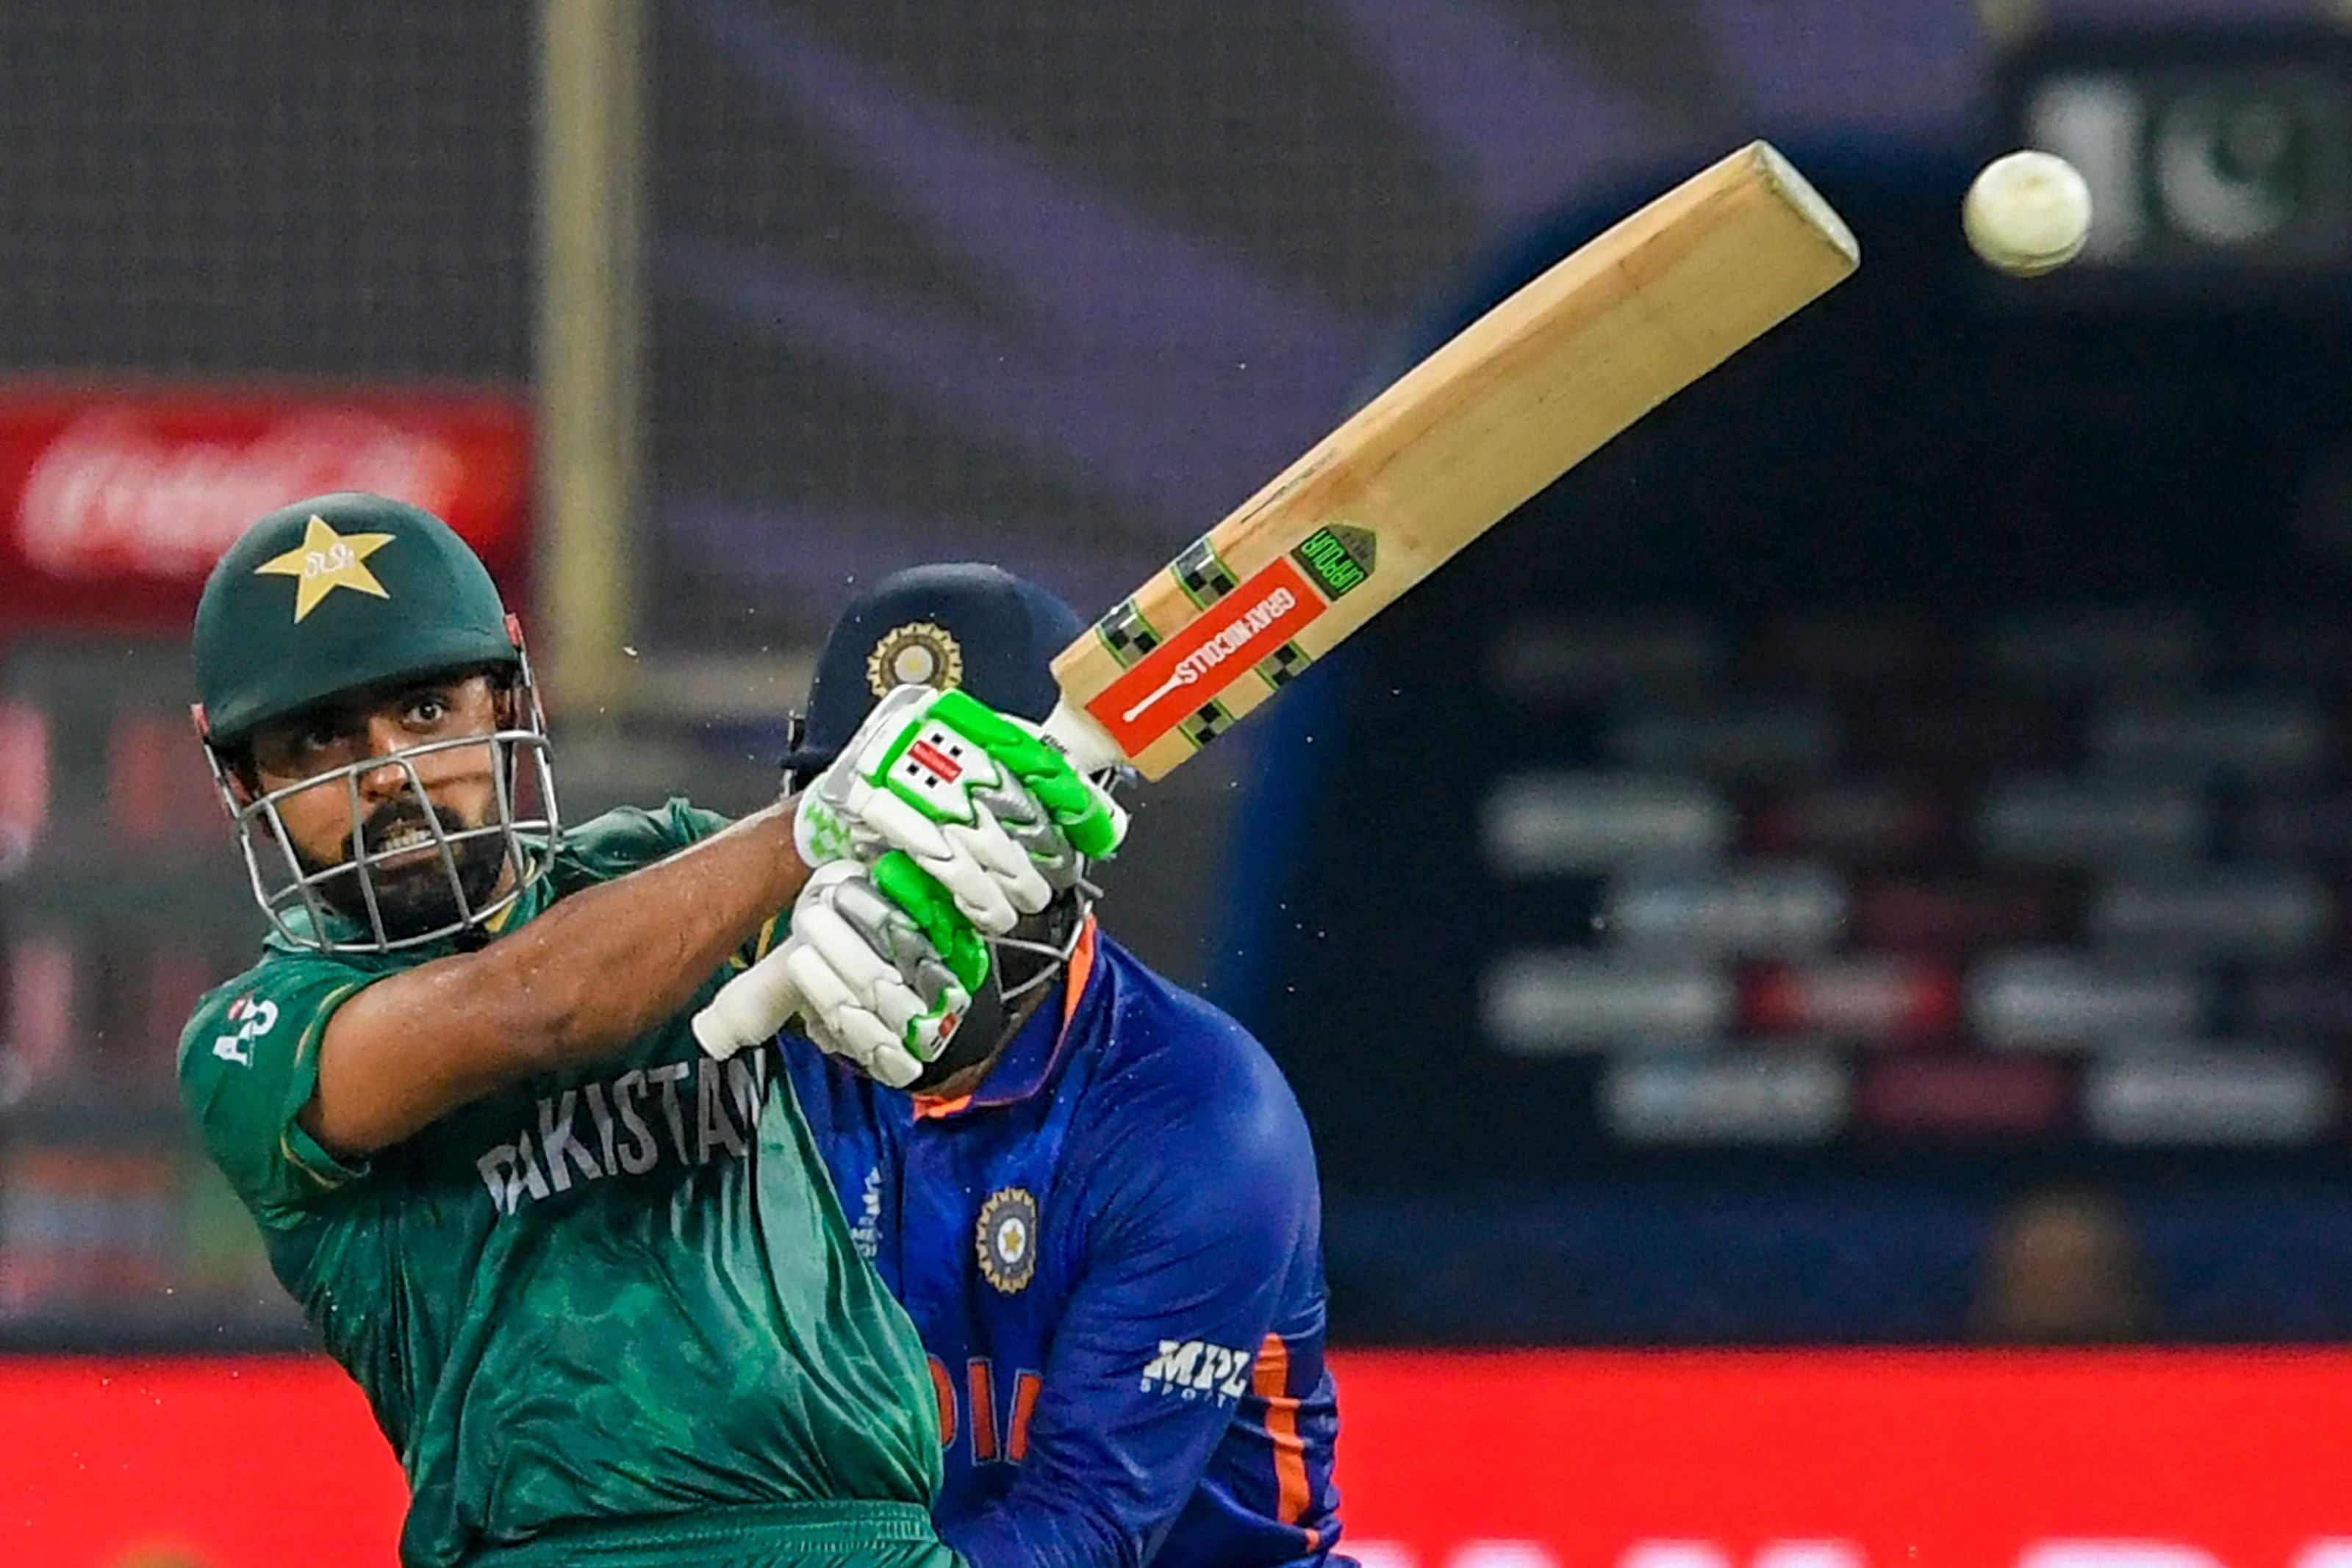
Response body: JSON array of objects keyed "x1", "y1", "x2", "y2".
[
  {"x1": 7, "y1": 1351, "x2": 2352, "y2": 1567},
  {"x1": 4, "y1": 1356, "x2": 405, "y2": 1567},
  {"x1": 0, "y1": 385, "x2": 531, "y2": 633},
  {"x1": 1338, "y1": 1351, "x2": 2352, "y2": 1568}
]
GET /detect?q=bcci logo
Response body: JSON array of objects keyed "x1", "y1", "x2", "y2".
[
  {"x1": 867, "y1": 621, "x2": 966, "y2": 698},
  {"x1": 976, "y1": 1187, "x2": 1039, "y2": 1295}
]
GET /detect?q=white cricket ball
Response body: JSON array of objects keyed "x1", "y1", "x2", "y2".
[{"x1": 1963, "y1": 150, "x2": 2093, "y2": 278}]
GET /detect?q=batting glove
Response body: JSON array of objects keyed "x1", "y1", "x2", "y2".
[
  {"x1": 794, "y1": 684, "x2": 1127, "y2": 937},
  {"x1": 694, "y1": 855, "x2": 989, "y2": 1085}
]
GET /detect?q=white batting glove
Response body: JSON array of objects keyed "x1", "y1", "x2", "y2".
[
  {"x1": 692, "y1": 858, "x2": 987, "y2": 1086},
  {"x1": 794, "y1": 685, "x2": 1126, "y2": 937}
]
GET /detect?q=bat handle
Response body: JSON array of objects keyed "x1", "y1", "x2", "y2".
[
  {"x1": 1040, "y1": 697, "x2": 1125, "y2": 776},
  {"x1": 692, "y1": 943, "x2": 801, "y2": 1060}
]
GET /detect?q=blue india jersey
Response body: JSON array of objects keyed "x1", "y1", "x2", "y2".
[{"x1": 779, "y1": 925, "x2": 1349, "y2": 1568}]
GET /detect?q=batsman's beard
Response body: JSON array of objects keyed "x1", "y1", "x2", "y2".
[{"x1": 294, "y1": 797, "x2": 510, "y2": 941}]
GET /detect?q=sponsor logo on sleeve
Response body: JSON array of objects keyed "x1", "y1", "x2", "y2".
[
  {"x1": 211, "y1": 994, "x2": 280, "y2": 1066},
  {"x1": 1139, "y1": 1338, "x2": 1255, "y2": 1403}
]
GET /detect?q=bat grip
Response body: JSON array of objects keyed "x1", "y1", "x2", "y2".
[
  {"x1": 691, "y1": 944, "x2": 801, "y2": 1060},
  {"x1": 1040, "y1": 697, "x2": 1125, "y2": 776}
]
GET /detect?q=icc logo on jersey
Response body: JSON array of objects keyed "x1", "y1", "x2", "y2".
[{"x1": 977, "y1": 1186, "x2": 1038, "y2": 1294}]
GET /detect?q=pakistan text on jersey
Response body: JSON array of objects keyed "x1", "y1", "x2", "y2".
[{"x1": 475, "y1": 1054, "x2": 769, "y2": 1215}]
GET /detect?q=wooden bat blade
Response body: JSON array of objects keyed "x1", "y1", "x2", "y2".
[{"x1": 1047, "y1": 140, "x2": 1860, "y2": 780}]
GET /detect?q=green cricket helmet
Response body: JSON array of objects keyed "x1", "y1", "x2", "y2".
[
  {"x1": 191, "y1": 493, "x2": 561, "y2": 953},
  {"x1": 193, "y1": 492, "x2": 520, "y2": 745}
]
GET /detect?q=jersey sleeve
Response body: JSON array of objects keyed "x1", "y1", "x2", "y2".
[
  {"x1": 943, "y1": 1077, "x2": 1317, "y2": 1568},
  {"x1": 560, "y1": 798, "x2": 734, "y2": 874},
  {"x1": 177, "y1": 960, "x2": 385, "y2": 1229}
]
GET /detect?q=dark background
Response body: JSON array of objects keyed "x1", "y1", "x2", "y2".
[{"x1": 5, "y1": 0, "x2": 2351, "y2": 1348}]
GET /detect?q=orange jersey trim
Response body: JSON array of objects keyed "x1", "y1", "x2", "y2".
[
  {"x1": 1059, "y1": 916, "x2": 1098, "y2": 1031},
  {"x1": 914, "y1": 916, "x2": 1099, "y2": 1121},
  {"x1": 1253, "y1": 1332, "x2": 1319, "y2": 1547}
]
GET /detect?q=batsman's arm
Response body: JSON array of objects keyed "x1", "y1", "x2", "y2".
[{"x1": 304, "y1": 801, "x2": 812, "y2": 1157}]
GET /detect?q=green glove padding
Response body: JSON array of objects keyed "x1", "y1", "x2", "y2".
[
  {"x1": 872, "y1": 849, "x2": 992, "y2": 993},
  {"x1": 928, "y1": 688, "x2": 1122, "y2": 858}
]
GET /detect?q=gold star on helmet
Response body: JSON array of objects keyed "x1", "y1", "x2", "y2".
[{"x1": 254, "y1": 514, "x2": 396, "y2": 622}]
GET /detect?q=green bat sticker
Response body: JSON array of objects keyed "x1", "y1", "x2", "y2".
[{"x1": 1291, "y1": 525, "x2": 1375, "y2": 600}]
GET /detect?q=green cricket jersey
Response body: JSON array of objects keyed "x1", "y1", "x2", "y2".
[{"x1": 178, "y1": 802, "x2": 944, "y2": 1567}]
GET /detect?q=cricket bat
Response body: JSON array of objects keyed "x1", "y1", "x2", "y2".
[
  {"x1": 693, "y1": 142, "x2": 1855, "y2": 1060},
  {"x1": 1038, "y1": 139, "x2": 1857, "y2": 780}
]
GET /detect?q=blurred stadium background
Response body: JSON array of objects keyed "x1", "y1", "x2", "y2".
[{"x1": 10, "y1": 0, "x2": 2352, "y2": 1562}]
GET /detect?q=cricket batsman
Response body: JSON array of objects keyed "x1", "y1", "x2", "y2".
[
  {"x1": 711, "y1": 564, "x2": 1349, "y2": 1567},
  {"x1": 177, "y1": 495, "x2": 1122, "y2": 1567}
]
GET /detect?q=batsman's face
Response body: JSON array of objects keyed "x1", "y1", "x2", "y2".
[{"x1": 244, "y1": 672, "x2": 513, "y2": 936}]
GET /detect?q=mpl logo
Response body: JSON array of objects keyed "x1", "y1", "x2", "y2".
[
  {"x1": 1139, "y1": 1338, "x2": 1252, "y2": 1402},
  {"x1": 1347, "y1": 1544, "x2": 2352, "y2": 1568}
]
